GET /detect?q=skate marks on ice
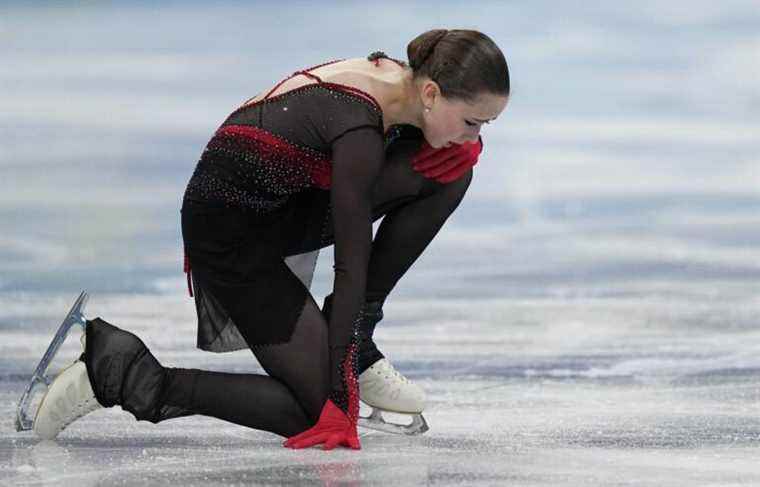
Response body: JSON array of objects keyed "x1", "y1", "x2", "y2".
[
  {"x1": 2, "y1": 293, "x2": 760, "y2": 485},
  {"x1": 1, "y1": 419, "x2": 431, "y2": 487}
]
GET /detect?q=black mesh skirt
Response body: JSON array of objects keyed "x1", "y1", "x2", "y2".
[{"x1": 180, "y1": 189, "x2": 333, "y2": 352}]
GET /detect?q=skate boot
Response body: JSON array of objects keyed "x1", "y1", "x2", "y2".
[
  {"x1": 33, "y1": 335, "x2": 102, "y2": 440},
  {"x1": 322, "y1": 295, "x2": 428, "y2": 435},
  {"x1": 20, "y1": 292, "x2": 184, "y2": 439},
  {"x1": 358, "y1": 358, "x2": 428, "y2": 435},
  {"x1": 31, "y1": 306, "x2": 103, "y2": 439},
  {"x1": 17, "y1": 292, "x2": 90, "y2": 432}
]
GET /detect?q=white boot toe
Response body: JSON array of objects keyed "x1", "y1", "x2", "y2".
[
  {"x1": 359, "y1": 358, "x2": 426, "y2": 414},
  {"x1": 33, "y1": 361, "x2": 101, "y2": 440}
]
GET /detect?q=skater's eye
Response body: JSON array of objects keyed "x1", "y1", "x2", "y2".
[{"x1": 466, "y1": 117, "x2": 493, "y2": 127}]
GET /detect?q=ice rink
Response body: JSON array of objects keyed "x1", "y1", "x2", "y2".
[
  {"x1": 2, "y1": 1, "x2": 760, "y2": 485},
  {"x1": 3, "y1": 289, "x2": 760, "y2": 486}
]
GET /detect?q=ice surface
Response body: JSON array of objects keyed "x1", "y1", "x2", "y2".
[
  {"x1": 2, "y1": 293, "x2": 760, "y2": 486},
  {"x1": 2, "y1": 1, "x2": 760, "y2": 485}
]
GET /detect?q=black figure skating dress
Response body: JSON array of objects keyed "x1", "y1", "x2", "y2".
[
  {"x1": 81, "y1": 54, "x2": 472, "y2": 437},
  {"x1": 182, "y1": 58, "x2": 408, "y2": 351},
  {"x1": 180, "y1": 56, "x2": 418, "y2": 422}
]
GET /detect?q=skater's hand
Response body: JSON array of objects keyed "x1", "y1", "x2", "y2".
[
  {"x1": 283, "y1": 399, "x2": 360, "y2": 450},
  {"x1": 411, "y1": 136, "x2": 483, "y2": 184}
]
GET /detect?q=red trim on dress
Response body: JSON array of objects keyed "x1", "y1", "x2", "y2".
[
  {"x1": 184, "y1": 56, "x2": 398, "y2": 299},
  {"x1": 262, "y1": 58, "x2": 345, "y2": 99},
  {"x1": 230, "y1": 58, "x2": 385, "y2": 122},
  {"x1": 214, "y1": 124, "x2": 332, "y2": 189},
  {"x1": 184, "y1": 252, "x2": 193, "y2": 297}
]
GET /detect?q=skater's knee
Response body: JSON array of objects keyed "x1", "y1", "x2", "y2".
[
  {"x1": 441, "y1": 167, "x2": 473, "y2": 197},
  {"x1": 459, "y1": 167, "x2": 474, "y2": 189},
  {"x1": 421, "y1": 167, "x2": 472, "y2": 209}
]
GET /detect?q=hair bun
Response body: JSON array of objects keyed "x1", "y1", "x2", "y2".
[
  {"x1": 404, "y1": 29, "x2": 510, "y2": 102},
  {"x1": 408, "y1": 29, "x2": 448, "y2": 70}
]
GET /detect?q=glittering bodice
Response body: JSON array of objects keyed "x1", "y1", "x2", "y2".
[{"x1": 182, "y1": 61, "x2": 398, "y2": 214}]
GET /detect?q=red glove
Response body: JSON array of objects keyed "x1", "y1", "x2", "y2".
[
  {"x1": 412, "y1": 136, "x2": 483, "y2": 183},
  {"x1": 283, "y1": 399, "x2": 360, "y2": 450}
]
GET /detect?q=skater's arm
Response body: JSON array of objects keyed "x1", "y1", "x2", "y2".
[
  {"x1": 282, "y1": 110, "x2": 383, "y2": 451},
  {"x1": 328, "y1": 125, "x2": 385, "y2": 407}
]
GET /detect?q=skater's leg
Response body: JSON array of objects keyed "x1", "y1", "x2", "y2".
[
  {"x1": 160, "y1": 295, "x2": 330, "y2": 433},
  {"x1": 313, "y1": 141, "x2": 469, "y2": 427},
  {"x1": 35, "y1": 316, "x2": 310, "y2": 440},
  {"x1": 345, "y1": 141, "x2": 466, "y2": 427},
  {"x1": 247, "y1": 294, "x2": 331, "y2": 424},
  {"x1": 366, "y1": 161, "x2": 473, "y2": 305},
  {"x1": 341, "y1": 140, "x2": 472, "y2": 373},
  {"x1": 83, "y1": 308, "x2": 329, "y2": 438},
  {"x1": 321, "y1": 139, "x2": 472, "y2": 374},
  {"x1": 160, "y1": 368, "x2": 311, "y2": 437}
]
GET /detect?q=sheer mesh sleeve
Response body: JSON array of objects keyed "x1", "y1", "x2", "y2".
[
  {"x1": 311, "y1": 89, "x2": 383, "y2": 146},
  {"x1": 327, "y1": 125, "x2": 385, "y2": 418}
]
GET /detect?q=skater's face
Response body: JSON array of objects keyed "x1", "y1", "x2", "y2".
[{"x1": 419, "y1": 83, "x2": 508, "y2": 149}]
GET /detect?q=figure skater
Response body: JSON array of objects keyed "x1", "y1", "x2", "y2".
[{"x1": 25, "y1": 28, "x2": 509, "y2": 450}]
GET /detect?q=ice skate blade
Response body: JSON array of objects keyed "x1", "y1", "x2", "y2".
[
  {"x1": 16, "y1": 291, "x2": 89, "y2": 432},
  {"x1": 357, "y1": 407, "x2": 429, "y2": 436}
]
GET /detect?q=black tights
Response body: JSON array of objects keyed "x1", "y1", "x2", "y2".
[
  {"x1": 88, "y1": 140, "x2": 472, "y2": 438},
  {"x1": 366, "y1": 138, "x2": 473, "y2": 303},
  {"x1": 161, "y1": 296, "x2": 329, "y2": 437}
]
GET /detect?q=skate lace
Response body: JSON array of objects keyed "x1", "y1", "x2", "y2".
[{"x1": 379, "y1": 360, "x2": 409, "y2": 384}]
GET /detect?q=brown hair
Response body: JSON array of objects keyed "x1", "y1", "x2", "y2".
[{"x1": 407, "y1": 29, "x2": 510, "y2": 102}]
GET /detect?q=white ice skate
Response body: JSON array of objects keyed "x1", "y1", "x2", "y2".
[
  {"x1": 358, "y1": 358, "x2": 428, "y2": 435},
  {"x1": 16, "y1": 291, "x2": 102, "y2": 438},
  {"x1": 33, "y1": 358, "x2": 101, "y2": 440}
]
